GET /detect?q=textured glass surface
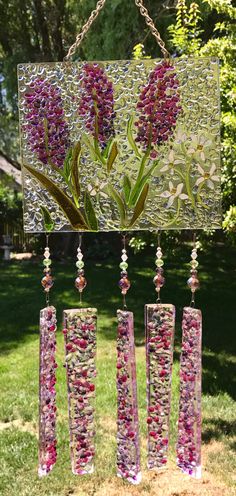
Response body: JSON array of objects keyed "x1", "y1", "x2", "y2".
[
  {"x1": 145, "y1": 304, "x2": 175, "y2": 469},
  {"x1": 177, "y1": 307, "x2": 202, "y2": 478},
  {"x1": 18, "y1": 58, "x2": 221, "y2": 232},
  {"x1": 63, "y1": 308, "x2": 97, "y2": 475},
  {"x1": 116, "y1": 310, "x2": 141, "y2": 484},
  {"x1": 38, "y1": 306, "x2": 57, "y2": 477}
]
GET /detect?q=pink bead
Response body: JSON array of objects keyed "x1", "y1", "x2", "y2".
[
  {"x1": 75, "y1": 276, "x2": 87, "y2": 292},
  {"x1": 187, "y1": 276, "x2": 200, "y2": 292},
  {"x1": 118, "y1": 277, "x2": 131, "y2": 295},
  {"x1": 153, "y1": 274, "x2": 165, "y2": 290}
]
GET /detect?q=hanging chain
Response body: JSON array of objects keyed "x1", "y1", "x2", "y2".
[
  {"x1": 65, "y1": 0, "x2": 169, "y2": 60},
  {"x1": 134, "y1": 0, "x2": 170, "y2": 59},
  {"x1": 64, "y1": 0, "x2": 107, "y2": 60}
]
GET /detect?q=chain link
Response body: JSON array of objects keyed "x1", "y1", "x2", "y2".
[
  {"x1": 135, "y1": 0, "x2": 170, "y2": 59},
  {"x1": 64, "y1": 0, "x2": 107, "y2": 60},
  {"x1": 65, "y1": 0, "x2": 169, "y2": 60}
]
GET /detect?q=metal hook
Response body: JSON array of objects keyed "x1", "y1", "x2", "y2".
[{"x1": 190, "y1": 292, "x2": 195, "y2": 308}]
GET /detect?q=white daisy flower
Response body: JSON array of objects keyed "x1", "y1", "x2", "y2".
[
  {"x1": 87, "y1": 179, "x2": 108, "y2": 198},
  {"x1": 160, "y1": 181, "x2": 189, "y2": 208},
  {"x1": 195, "y1": 164, "x2": 220, "y2": 189},
  {"x1": 187, "y1": 134, "x2": 212, "y2": 161},
  {"x1": 160, "y1": 149, "x2": 184, "y2": 173}
]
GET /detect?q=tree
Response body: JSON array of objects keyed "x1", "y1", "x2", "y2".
[{"x1": 168, "y1": 0, "x2": 236, "y2": 240}]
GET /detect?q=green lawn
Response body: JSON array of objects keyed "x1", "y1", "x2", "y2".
[{"x1": 0, "y1": 240, "x2": 235, "y2": 496}]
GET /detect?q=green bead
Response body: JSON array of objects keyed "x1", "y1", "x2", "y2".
[
  {"x1": 76, "y1": 261, "x2": 84, "y2": 269},
  {"x1": 190, "y1": 260, "x2": 199, "y2": 269},
  {"x1": 43, "y1": 259, "x2": 52, "y2": 266},
  {"x1": 155, "y1": 259, "x2": 164, "y2": 267},
  {"x1": 120, "y1": 262, "x2": 128, "y2": 270}
]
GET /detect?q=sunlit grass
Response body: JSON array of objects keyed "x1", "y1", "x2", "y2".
[{"x1": 0, "y1": 241, "x2": 235, "y2": 495}]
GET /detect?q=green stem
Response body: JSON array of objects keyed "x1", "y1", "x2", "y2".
[
  {"x1": 128, "y1": 146, "x2": 152, "y2": 207},
  {"x1": 161, "y1": 198, "x2": 181, "y2": 228},
  {"x1": 93, "y1": 99, "x2": 106, "y2": 166},
  {"x1": 197, "y1": 182, "x2": 209, "y2": 209},
  {"x1": 175, "y1": 168, "x2": 185, "y2": 180},
  {"x1": 137, "y1": 146, "x2": 151, "y2": 184},
  {"x1": 185, "y1": 162, "x2": 195, "y2": 209}
]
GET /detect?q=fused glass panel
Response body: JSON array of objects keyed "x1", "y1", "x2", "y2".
[{"x1": 18, "y1": 58, "x2": 221, "y2": 232}]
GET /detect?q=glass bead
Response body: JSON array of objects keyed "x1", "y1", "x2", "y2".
[
  {"x1": 43, "y1": 267, "x2": 51, "y2": 274},
  {"x1": 121, "y1": 254, "x2": 128, "y2": 261},
  {"x1": 191, "y1": 252, "x2": 198, "y2": 260},
  {"x1": 120, "y1": 261, "x2": 128, "y2": 270},
  {"x1": 156, "y1": 267, "x2": 164, "y2": 275},
  {"x1": 118, "y1": 277, "x2": 131, "y2": 295},
  {"x1": 155, "y1": 259, "x2": 164, "y2": 267},
  {"x1": 122, "y1": 249, "x2": 126, "y2": 254},
  {"x1": 43, "y1": 259, "x2": 52, "y2": 266},
  {"x1": 41, "y1": 275, "x2": 53, "y2": 291},
  {"x1": 153, "y1": 274, "x2": 165, "y2": 290},
  {"x1": 190, "y1": 260, "x2": 199, "y2": 269},
  {"x1": 75, "y1": 275, "x2": 87, "y2": 292},
  {"x1": 156, "y1": 250, "x2": 162, "y2": 258},
  {"x1": 121, "y1": 270, "x2": 128, "y2": 277},
  {"x1": 76, "y1": 260, "x2": 84, "y2": 269},
  {"x1": 187, "y1": 276, "x2": 200, "y2": 291}
]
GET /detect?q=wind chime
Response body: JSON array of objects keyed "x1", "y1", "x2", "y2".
[{"x1": 18, "y1": 0, "x2": 221, "y2": 484}]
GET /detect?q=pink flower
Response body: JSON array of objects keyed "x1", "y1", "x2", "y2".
[
  {"x1": 24, "y1": 77, "x2": 70, "y2": 168},
  {"x1": 78, "y1": 63, "x2": 115, "y2": 147},
  {"x1": 135, "y1": 61, "x2": 181, "y2": 150}
]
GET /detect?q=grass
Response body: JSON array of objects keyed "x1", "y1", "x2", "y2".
[{"x1": 0, "y1": 239, "x2": 235, "y2": 496}]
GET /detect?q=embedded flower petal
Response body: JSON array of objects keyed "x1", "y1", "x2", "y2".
[
  {"x1": 166, "y1": 195, "x2": 175, "y2": 208},
  {"x1": 160, "y1": 190, "x2": 172, "y2": 198},
  {"x1": 212, "y1": 175, "x2": 220, "y2": 182},
  {"x1": 179, "y1": 193, "x2": 189, "y2": 200},
  {"x1": 176, "y1": 183, "x2": 184, "y2": 195},
  {"x1": 207, "y1": 179, "x2": 214, "y2": 189},
  {"x1": 160, "y1": 165, "x2": 169, "y2": 172},
  {"x1": 197, "y1": 164, "x2": 204, "y2": 175},
  {"x1": 195, "y1": 177, "x2": 204, "y2": 186},
  {"x1": 210, "y1": 163, "x2": 216, "y2": 175}
]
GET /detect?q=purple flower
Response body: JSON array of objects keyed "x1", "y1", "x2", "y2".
[
  {"x1": 78, "y1": 64, "x2": 115, "y2": 147},
  {"x1": 135, "y1": 61, "x2": 181, "y2": 151},
  {"x1": 24, "y1": 78, "x2": 70, "y2": 168}
]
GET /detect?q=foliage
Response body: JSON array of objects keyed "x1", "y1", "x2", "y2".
[
  {"x1": 0, "y1": 180, "x2": 22, "y2": 227},
  {"x1": 167, "y1": 0, "x2": 236, "y2": 243}
]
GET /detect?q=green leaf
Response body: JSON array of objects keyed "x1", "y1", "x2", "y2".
[
  {"x1": 102, "y1": 138, "x2": 113, "y2": 159},
  {"x1": 127, "y1": 115, "x2": 141, "y2": 158},
  {"x1": 82, "y1": 134, "x2": 98, "y2": 161},
  {"x1": 40, "y1": 206, "x2": 55, "y2": 232},
  {"x1": 71, "y1": 142, "x2": 81, "y2": 200},
  {"x1": 129, "y1": 183, "x2": 149, "y2": 227},
  {"x1": 129, "y1": 161, "x2": 157, "y2": 207},
  {"x1": 104, "y1": 184, "x2": 126, "y2": 226},
  {"x1": 107, "y1": 141, "x2": 118, "y2": 174},
  {"x1": 63, "y1": 148, "x2": 73, "y2": 180},
  {"x1": 123, "y1": 175, "x2": 132, "y2": 203},
  {"x1": 84, "y1": 190, "x2": 98, "y2": 231},
  {"x1": 23, "y1": 163, "x2": 89, "y2": 230}
]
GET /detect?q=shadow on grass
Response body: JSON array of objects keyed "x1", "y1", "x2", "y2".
[
  {"x1": 202, "y1": 418, "x2": 236, "y2": 444},
  {"x1": 0, "y1": 240, "x2": 235, "y2": 397}
]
